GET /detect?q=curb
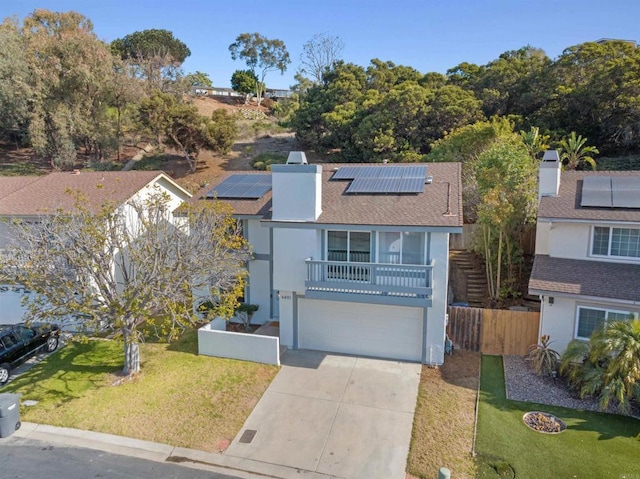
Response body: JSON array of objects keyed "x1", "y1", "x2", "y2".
[{"x1": 7, "y1": 422, "x2": 338, "y2": 479}]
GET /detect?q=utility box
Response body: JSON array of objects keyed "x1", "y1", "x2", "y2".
[{"x1": 0, "y1": 393, "x2": 21, "y2": 438}]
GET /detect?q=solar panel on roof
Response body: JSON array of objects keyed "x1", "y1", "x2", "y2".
[
  {"x1": 403, "y1": 165, "x2": 428, "y2": 178},
  {"x1": 612, "y1": 177, "x2": 640, "y2": 208},
  {"x1": 206, "y1": 174, "x2": 272, "y2": 199},
  {"x1": 399, "y1": 177, "x2": 425, "y2": 193},
  {"x1": 581, "y1": 176, "x2": 613, "y2": 207},
  {"x1": 342, "y1": 164, "x2": 427, "y2": 194},
  {"x1": 331, "y1": 166, "x2": 363, "y2": 180}
]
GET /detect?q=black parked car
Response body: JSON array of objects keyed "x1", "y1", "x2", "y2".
[{"x1": 0, "y1": 323, "x2": 60, "y2": 385}]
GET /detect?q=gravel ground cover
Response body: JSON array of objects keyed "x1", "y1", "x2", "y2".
[{"x1": 503, "y1": 355, "x2": 604, "y2": 412}]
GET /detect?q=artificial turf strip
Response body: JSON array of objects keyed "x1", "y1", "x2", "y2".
[{"x1": 475, "y1": 355, "x2": 640, "y2": 479}]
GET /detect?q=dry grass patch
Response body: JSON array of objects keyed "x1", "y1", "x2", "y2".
[
  {"x1": 4, "y1": 330, "x2": 278, "y2": 452},
  {"x1": 407, "y1": 350, "x2": 480, "y2": 479}
]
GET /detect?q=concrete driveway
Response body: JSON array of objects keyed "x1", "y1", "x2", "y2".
[{"x1": 225, "y1": 350, "x2": 421, "y2": 479}]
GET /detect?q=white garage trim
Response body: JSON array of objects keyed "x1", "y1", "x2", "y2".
[{"x1": 297, "y1": 298, "x2": 423, "y2": 362}]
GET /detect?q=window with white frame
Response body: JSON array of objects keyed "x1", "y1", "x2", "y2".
[
  {"x1": 327, "y1": 231, "x2": 371, "y2": 262},
  {"x1": 591, "y1": 226, "x2": 640, "y2": 259},
  {"x1": 576, "y1": 306, "x2": 640, "y2": 339},
  {"x1": 378, "y1": 232, "x2": 425, "y2": 265}
]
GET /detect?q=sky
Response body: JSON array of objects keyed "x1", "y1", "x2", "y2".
[{"x1": 4, "y1": 1, "x2": 640, "y2": 89}]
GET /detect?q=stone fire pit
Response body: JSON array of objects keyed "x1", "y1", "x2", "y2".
[{"x1": 523, "y1": 411, "x2": 566, "y2": 434}]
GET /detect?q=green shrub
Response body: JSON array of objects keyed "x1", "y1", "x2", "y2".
[
  {"x1": 132, "y1": 154, "x2": 167, "y2": 171},
  {"x1": 252, "y1": 153, "x2": 287, "y2": 170},
  {"x1": 560, "y1": 319, "x2": 640, "y2": 414},
  {"x1": 528, "y1": 335, "x2": 560, "y2": 377}
]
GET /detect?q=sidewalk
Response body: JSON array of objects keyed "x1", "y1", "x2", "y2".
[{"x1": 4, "y1": 422, "x2": 339, "y2": 479}]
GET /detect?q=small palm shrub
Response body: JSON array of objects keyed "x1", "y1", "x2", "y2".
[
  {"x1": 560, "y1": 319, "x2": 640, "y2": 414},
  {"x1": 528, "y1": 335, "x2": 560, "y2": 377}
]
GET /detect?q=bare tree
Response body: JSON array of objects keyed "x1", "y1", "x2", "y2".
[
  {"x1": 299, "y1": 33, "x2": 345, "y2": 84},
  {"x1": 3, "y1": 191, "x2": 250, "y2": 375}
]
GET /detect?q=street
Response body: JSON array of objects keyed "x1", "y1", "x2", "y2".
[{"x1": 0, "y1": 437, "x2": 256, "y2": 479}]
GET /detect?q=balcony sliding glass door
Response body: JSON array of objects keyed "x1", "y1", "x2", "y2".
[
  {"x1": 327, "y1": 231, "x2": 371, "y2": 280},
  {"x1": 378, "y1": 232, "x2": 425, "y2": 265}
]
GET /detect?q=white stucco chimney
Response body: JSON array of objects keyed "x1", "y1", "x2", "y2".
[
  {"x1": 538, "y1": 150, "x2": 561, "y2": 203},
  {"x1": 271, "y1": 152, "x2": 322, "y2": 221}
]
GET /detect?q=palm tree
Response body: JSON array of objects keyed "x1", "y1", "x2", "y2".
[
  {"x1": 519, "y1": 126, "x2": 549, "y2": 161},
  {"x1": 561, "y1": 319, "x2": 640, "y2": 414},
  {"x1": 558, "y1": 131, "x2": 599, "y2": 170}
]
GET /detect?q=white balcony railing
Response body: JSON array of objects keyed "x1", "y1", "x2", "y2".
[{"x1": 305, "y1": 259, "x2": 433, "y2": 305}]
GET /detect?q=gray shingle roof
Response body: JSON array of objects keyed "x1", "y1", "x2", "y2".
[
  {"x1": 193, "y1": 162, "x2": 462, "y2": 228},
  {"x1": 539, "y1": 170, "x2": 640, "y2": 222},
  {"x1": 528, "y1": 254, "x2": 640, "y2": 302}
]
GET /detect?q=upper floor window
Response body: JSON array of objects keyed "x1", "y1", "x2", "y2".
[
  {"x1": 591, "y1": 226, "x2": 640, "y2": 259},
  {"x1": 327, "y1": 231, "x2": 371, "y2": 263},
  {"x1": 378, "y1": 232, "x2": 425, "y2": 265},
  {"x1": 576, "y1": 306, "x2": 639, "y2": 339}
]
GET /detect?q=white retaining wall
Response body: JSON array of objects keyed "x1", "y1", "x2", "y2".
[{"x1": 197, "y1": 321, "x2": 280, "y2": 366}]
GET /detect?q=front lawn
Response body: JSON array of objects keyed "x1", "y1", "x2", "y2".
[
  {"x1": 476, "y1": 355, "x2": 640, "y2": 478},
  {"x1": 407, "y1": 351, "x2": 480, "y2": 479},
  {"x1": 1, "y1": 331, "x2": 278, "y2": 452}
]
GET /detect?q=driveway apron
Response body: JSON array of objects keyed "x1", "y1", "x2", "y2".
[{"x1": 225, "y1": 350, "x2": 421, "y2": 479}]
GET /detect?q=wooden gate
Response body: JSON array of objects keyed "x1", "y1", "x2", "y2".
[{"x1": 447, "y1": 307, "x2": 540, "y2": 355}]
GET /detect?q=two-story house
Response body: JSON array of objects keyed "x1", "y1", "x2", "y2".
[
  {"x1": 195, "y1": 152, "x2": 462, "y2": 365},
  {"x1": 529, "y1": 151, "x2": 640, "y2": 352},
  {"x1": 0, "y1": 170, "x2": 191, "y2": 324}
]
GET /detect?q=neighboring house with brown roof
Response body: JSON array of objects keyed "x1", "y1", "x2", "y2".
[
  {"x1": 193, "y1": 152, "x2": 463, "y2": 365},
  {"x1": 0, "y1": 170, "x2": 191, "y2": 325},
  {"x1": 529, "y1": 151, "x2": 640, "y2": 353}
]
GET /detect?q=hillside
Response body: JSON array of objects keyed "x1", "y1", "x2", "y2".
[{"x1": 0, "y1": 96, "x2": 320, "y2": 193}]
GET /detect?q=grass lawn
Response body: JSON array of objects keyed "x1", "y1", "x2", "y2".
[
  {"x1": 476, "y1": 355, "x2": 640, "y2": 478},
  {"x1": 407, "y1": 351, "x2": 480, "y2": 479},
  {"x1": 1, "y1": 330, "x2": 278, "y2": 452}
]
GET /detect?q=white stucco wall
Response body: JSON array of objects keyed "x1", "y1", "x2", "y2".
[
  {"x1": 538, "y1": 296, "x2": 577, "y2": 353},
  {"x1": 278, "y1": 290, "x2": 294, "y2": 348},
  {"x1": 547, "y1": 222, "x2": 591, "y2": 259},
  {"x1": 198, "y1": 322, "x2": 280, "y2": 365},
  {"x1": 272, "y1": 228, "x2": 320, "y2": 293},
  {"x1": 246, "y1": 219, "x2": 270, "y2": 255},
  {"x1": 425, "y1": 231, "x2": 450, "y2": 365},
  {"x1": 0, "y1": 285, "x2": 33, "y2": 324},
  {"x1": 0, "y1": 221, "x2": 15, "y2": 249},
  {"x1": 247, "y1": 259, "x2": 271, "y2": 324},
  {"x1": 271, "y1": 165, "x2": 322, "y2": 221},
  {"x1": 535, "y1": 220, "x2": 551, "y2": 255},
  {"x1": 539, "y1": 294, "x2": 640, "y2": 353}
]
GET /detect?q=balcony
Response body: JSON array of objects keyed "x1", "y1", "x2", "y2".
[{"x1": 305, "y1": 259, "x2": 433, "y2": 307}]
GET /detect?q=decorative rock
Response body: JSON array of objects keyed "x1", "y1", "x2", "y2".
[{"x1": 523, "y1": 411, "x2": 566, "y2": 433}]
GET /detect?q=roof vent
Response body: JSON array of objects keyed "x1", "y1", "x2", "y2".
[
  {"x1": 286, "y1": 151, "x2": 308, "y2": 165},
  {"x1": 425, "y1": 175, "x2": 433, "y2": 184}
]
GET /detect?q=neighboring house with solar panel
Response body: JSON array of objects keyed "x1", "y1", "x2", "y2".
[
  {"x1": 194, "y1": 152, "x2": 462, "y2": 365},
  {"x1": 529, "y1": 151, "x2": 640, "y2": 353},
  {"x1": 0, "y1": 171, "x2": 191, "y2": 325}
]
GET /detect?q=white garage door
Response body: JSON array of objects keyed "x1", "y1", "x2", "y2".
[{"x1": 298, "y1": 299, "x2": 423, "y2": 361}]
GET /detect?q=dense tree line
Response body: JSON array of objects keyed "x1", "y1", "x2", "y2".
[
  {"x1": 0, "y1": 10, "x2": 236, "y2": 170},
  {"x1": 292, "y1": 41, "x2": 640, "y2": 159}
]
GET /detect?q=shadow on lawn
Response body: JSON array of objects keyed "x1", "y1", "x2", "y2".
[
  {"x1": 481, "y1": 355, "x2": 640, "y2": 441},
  {"x1": 157, "y1": 329, "x2": 199, "y2": 355},
  {"x1": 1, "y1": 341, "x2": 122, "y2": 407}
]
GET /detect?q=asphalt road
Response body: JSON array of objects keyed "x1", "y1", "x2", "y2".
[{"x1": 0, "y1": 437, "x2": 252, "y2": 479}]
